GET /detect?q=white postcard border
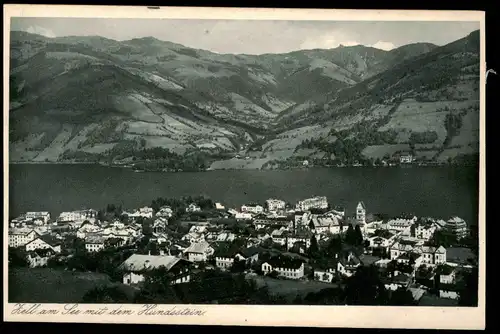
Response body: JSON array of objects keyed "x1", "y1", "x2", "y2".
[{"x1": 3, "y1": 5, "x2": 486, "y2": 330}]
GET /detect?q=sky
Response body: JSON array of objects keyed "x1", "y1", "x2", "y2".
[{"x1": 10, "y1": 18, "x2": 479, "y2": 55}]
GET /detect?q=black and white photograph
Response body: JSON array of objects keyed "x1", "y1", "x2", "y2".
[{"x1": 4, "y1": 5, "x2": 485, "y2": 329}]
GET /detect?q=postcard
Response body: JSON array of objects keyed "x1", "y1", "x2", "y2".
[{"x1": 3, "y1": 5, "x2": 485, "y2": 330}]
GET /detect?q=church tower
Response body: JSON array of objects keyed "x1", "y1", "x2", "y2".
[{"x1": 356, "y1": 201, "x2": 366, "y2": 225}]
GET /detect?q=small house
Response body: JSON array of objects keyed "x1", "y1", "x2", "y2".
[{"x1": 119, "y1": 254, "x2": 192, "y2": 285}]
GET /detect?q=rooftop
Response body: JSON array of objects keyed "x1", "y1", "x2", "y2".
[
  {"x1": 119, "y1": 254, "x2": 186, "y2": 272},
  {"x1": 184, "y1": 241, "x2": 212, "y2": 254},
  {"x1": 261, "y1": 254, "x2": 304, "y2": 270}
]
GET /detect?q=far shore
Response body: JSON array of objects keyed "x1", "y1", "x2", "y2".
[{"x1": 9, "y1": 161, "x2": 99, "y2": 165}]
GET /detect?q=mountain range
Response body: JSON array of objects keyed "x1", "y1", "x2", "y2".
[{"x1": 8, "y1": 29, "x2": 480, "y2": 169}]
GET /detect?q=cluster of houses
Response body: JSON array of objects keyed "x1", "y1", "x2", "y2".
[{"x1": 8, "y1": 197, "x2": 473, "y2": 301}]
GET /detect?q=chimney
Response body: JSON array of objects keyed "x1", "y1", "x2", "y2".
[
  {"x1": 144, "y1": 260, "x2": 151, "y2": 269},
  {"x1": 148, "y1": 250, "x2": 151, "y2": 256}
]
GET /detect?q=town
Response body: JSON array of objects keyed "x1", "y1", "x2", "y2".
[{"x1": 8, "y1": 195, "x2": 478, "y2": 306}]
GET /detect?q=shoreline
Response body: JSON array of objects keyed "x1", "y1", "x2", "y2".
[{"x1": 9, "y1": 161, "x2": 477, "y2": 172}]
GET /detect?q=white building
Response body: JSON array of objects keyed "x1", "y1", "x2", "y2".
[
  {"x1": 241, "y1": 204, "x2": 264, "y2": 215},
  {"x1": 76, "y1": 223, "x2": 103, "y2": 239},
  {"x1": 439, "y1": 265, "x2": 457, "y2": 284},
  {"x1": 444, "y1": 217, "x2": 468, "y2": 240},
  {"x1": 235, "y1": 212, "x2": 253, "y2": 220},
  {"x1": 186, "y1": 203, "x2": 201, "y2": 213},
  {"x1": 266, "y1": 199, "x2": 286, "y2": 212},
  {"x1": 296, "y1": 196, "x2": 328, "y2": 212},
  {"x1": 313, "y1": 262, "x2": 337, "y2": 283},
  {"x1": 387, "y1": 217, "x2": 416, "y2": 232},
  {"x1": 126, "y1": 207, "x2": 154, "y2": 219},
  {"x1": 25, "y1": 236, "x2": 61, "y2": 253},
  {"x1": 261, "y1": 255, "x2": 305, "y2": 280},
  {"x1": 120, "y1": 254, "x2": 192, "y2": 285},
  {"x1": 309, "y1": 215, "x2": 341, "y2": 234},
  {"x1": 8, "y1": 228, "x2": 39, "y2": 248},
  {"x1": 215, "y1": 202, "x2": 225, "y2": 210},
  {"x1": 58, "y1": 209, "x2": 97, "y2": 223},
  {"x1": 356, "y1": 202, "x2": 366, "y2": 225},
  {"x1": 390, "y1": 240, "x2": 420, "y2": 260},
  {"x1": 415, "y1": 224, "x2": 436, "y2": 241},
  {"x1": 400, "y1": 154, "x2": 413, "y2": 164},
  {"x1": 156, "y1": 206, "x2": 173, "y2": 218},
  {"x1": 419, "y1": 246, "x2": 447, "y2": 266},
  {"x1": 84, "y1": 236, "x2": 106, "y2": 253},
  {"x1": 216, "y1": 256, "x2": 235, "y2": 270},
  {"x1": 25, "y1": 212, "x2": 51, "y2": 224},
  {"x1": 183, "y1": 241, "x2": 214, "y2": 262}
]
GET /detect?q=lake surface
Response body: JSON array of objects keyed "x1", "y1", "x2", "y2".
[{"x1": 8, "y1": 164, "x2": 479, "y2": 225}]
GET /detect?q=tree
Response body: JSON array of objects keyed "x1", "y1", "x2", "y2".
[
  {"x1": 308, "y1": 236, "x2": 320, "y2": 258},
  {"x1": 343, "y1": 265, "x2": 389, "y2": 305},
  {"x1": 410, "y1": 224, "x2": 416, "y2": 237},
  {"x1": 345, "y1": 224, "x2": 355, "y2": 245},
  {"x1": 141, "y1": 219, "x2": 153, "y2": 237},
  {"x1": 388, "y1": 287, "x2": 415, "y2": 306},
  {"x1": 354, "y1": 225, "x2": 364, "y2": 246},
  {"x1": 326, "y1": 236, "x2": 343, "y2": 257},
  {"x1": 230, "y1": 260, "x2": 247, "y2": 273},
  {"x1": 8, "y1": 247, "x2": 29, "y2": 268},
  {"x1": 458, "y1": 268, "x2": 479, "y2": 306},
  {"x1": 268, "y1": 270, "x2": 279, "y2": 279},
  {"x1": 308, "y1": 220, "x2": 315, "y2": 230}
]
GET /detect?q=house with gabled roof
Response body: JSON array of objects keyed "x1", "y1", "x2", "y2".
[
  {"x1": 119, "y1": 254, "x2": 192, "y2": 285},
  {"x1": 8, "y1": 228, "x2": 40, "y2": 248},
  {"x1": 183, "y1": 241, "x2": 214, "y2": 262},
  {"x1": 25, "y1": 234, "x2": 62, "y2": 253},
  {"x1": 419, "y1": 245, "x2": 447, "y2": 265},
  {"x1": 27, "y1": 248, "x2": 57, "y2": 268},
  {"x1": 261, "y1": 254, "x2": 305, "y2": 280},
  {"x1": 337, "y1": 251, "x2": 363, "y2": 277},
  {"x1": 313, "y1": 259, "x2": 338, "y2": 283}
]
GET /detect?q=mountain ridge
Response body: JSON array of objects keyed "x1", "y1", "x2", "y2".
[{"x1": 8, "y1": 30, "x2": 479, "y2": 169}]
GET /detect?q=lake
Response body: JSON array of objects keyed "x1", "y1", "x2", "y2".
[{"x1": 8, "y1": 164, "x2": 479, "y2": 225}]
